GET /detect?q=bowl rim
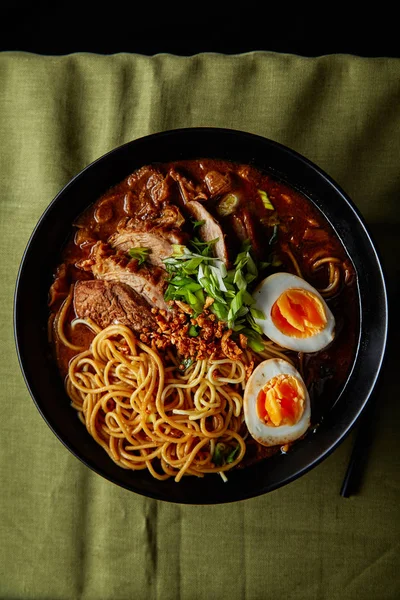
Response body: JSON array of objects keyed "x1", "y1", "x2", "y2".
[{"x1": 14, "y1": 127, "x2": 388, "y2": 504}]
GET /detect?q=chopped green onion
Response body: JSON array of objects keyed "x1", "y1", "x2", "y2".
[
  {"x1": 224, "y1": 290, "x2": 236, "y2": 299},
  {"x1": 192, "y1": 219, "x2": 206, "y2": 229},
  {"x1": 162, "y1": 237, "x2": 270, "y2": 341},
  {"x1": 213, "y1": 443, "x2": 227, "y2": 467},
  {"x1": 169, "y1": 275, "x2": 194, "y2": 287},
  {"x1": 213, "y1": 442, "x2": 240, "y2": 466},
  {"x1": 232, "y1": 321, "x2": 247, "y2": 332},
  {"x1": 236, "y1": 306, "x2": 249, "y2": 318},
  {"x1": 247, "y1": 337, "x2": 265, "y2": 352},
  {"x1": 242, "y1": 290, "x2": 255, "y2": 305},
  {"x1": 217, "y1": 193, "x2": 239, "y2": 217},
  {"x1": 246, "y1": 253, "x2": 258, "y2": 277},
  {"x1": 234, "y1": 268, "x2": 247, "y2": 291},
  {"x1": 250, "y1": 307, "x2": 265, "y2": 320},
  {"x1": 181, "y1": 357, "x2": 194, "y2": 370},
  {"x1": 211, "y1": 301, "x2": 229, "y2": 321},
  {"x1": 225, "y1": 270, "x2": 235, "y2": 284},
  {"x1": 226, "y1": 445, "x2": 240, "y2": 464},
  {"x1": 185, "y1": 282, "x2": 203, "y2": 292},
  {"x1": 210, "y1": 265, "x2": 228, "y2": 292},
  {"x1": 258, "y1": 189, "x2": 274, "y2": 210},
  {"x1": 195, "y1": 288, "x2": 205, "y2": 305},
  {"x1": 242, "y1": 328, "x2": 266, "y2": 352},
  {"x1": 187, "y1": 291, "x2": 199, "y2": 306},
  {"x1": 171, "y1": 244, "x2": 186, "y2": 256},
  {"x1": 246, "y1": 313, "x2": 264, "y2": 335},
  {"x1": 188, "y1": 325, "x2": 199, "y2": 337},
  {"x1": 244, "y1": 272, "x2": 257, "y2": 284},
  {"x1": 181, "y1": 256, "x2": 204, "y2": 274},
  {"x1": 168, "y1": 288, "x2": 189, "y2": 298},
  {"x1": 190, "y1": 237, "x2": 219, "y2": 256},
  {"x1": 228, "y1": 289, "x2": 244, "y2": 321},
  {"x1": 128, "y1": 247, "x2": 150, "y2": 265}
]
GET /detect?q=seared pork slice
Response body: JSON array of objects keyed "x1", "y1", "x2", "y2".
[
  {"x1": 185, "y1": 200, "x2": 229, "y2": 265},
  {"x1": 91, "y1": 242, "x2": 170, "y2": 312},
  {"x1": 117, "y1": 219, "x2": 187, "y2": 245},
  {"x1": 231, "y1": 208, "x2": 264, "y2": 259},
  {"x1": 168, "y1": 168, "x2": 229, "y2": 263},
  {"x1": 74, "y1": 280, "x2": 157, "y2": 333},
  {"x1": 108, "y1": 229, "x2": 175, "y2": 268}
]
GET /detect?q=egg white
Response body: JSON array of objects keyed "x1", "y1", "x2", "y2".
[
  {"x1": 244, "y1": 358, "x2": 311, "y2": 446},
  {"x1": 252, "y1": 272, "x2": 335, "y2": 352}
]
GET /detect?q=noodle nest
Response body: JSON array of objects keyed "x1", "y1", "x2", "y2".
[{"x1": 66, "y1": 323, "x2": 248, "y2": 481}]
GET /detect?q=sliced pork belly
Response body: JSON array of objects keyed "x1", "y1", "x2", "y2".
[
  {"x1": 107, "y1": 224, "x2": 189, "y2": 268},
  {"x1": 169, "y1": 167, "x2": 230, "y2": 265},
  {"x1": 109, "y1": 229, "x2": 173, "y2": 268},
  {"x1": 184, "y1": 200, "x2": 229, "y2": 265},
  {"x1": 230, "y1": 208, "x2": 265, "y2": 259},
  {"x1": 74, "y1": 280, "x2": 157, "y2": 332},
  {"x1": 91, "y1": 242, "x2": 170, "y2": 312}
]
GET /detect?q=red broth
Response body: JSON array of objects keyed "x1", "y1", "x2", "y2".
[{"x1": 49, "y1": 159, "x2": 359, "y2": 467}]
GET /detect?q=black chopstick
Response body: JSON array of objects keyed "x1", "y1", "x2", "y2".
[{"x1": 340, "y1": 387, "x2": 379, "y2": 498}]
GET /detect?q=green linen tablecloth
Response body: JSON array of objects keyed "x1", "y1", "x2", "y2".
[{"x1": 0, "y1": 51, "x2": 399, "y2": 600}]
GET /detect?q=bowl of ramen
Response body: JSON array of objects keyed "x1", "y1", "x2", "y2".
[{"x1": 14, "y1": 128, "x2": 387, "y2": 503}]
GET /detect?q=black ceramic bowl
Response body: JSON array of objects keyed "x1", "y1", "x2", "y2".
[{"x1": 14, "y1": 128, "x2": 387, "y2": 504}]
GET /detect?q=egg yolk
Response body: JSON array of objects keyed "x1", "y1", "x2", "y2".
[
  {"x1": 257, "y1": 374, "x2": 305, "y2": 427},
  {"x1": 271, "y1": 288, "x2": 327, "y2": 338}
]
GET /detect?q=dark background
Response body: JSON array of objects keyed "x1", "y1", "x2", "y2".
[{"x1": 1, "y1": 7, "x2": 399, "y2": 57}]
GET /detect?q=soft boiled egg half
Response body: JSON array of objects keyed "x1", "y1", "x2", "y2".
[
  {"x1": 252, "y1": 272, "x2": 335, "y2": 352},
  {"x1": 244, "y1": 358, "x2": 311, "y2": 446}
]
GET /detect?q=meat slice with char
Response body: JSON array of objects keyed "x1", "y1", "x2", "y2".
[
  {"x1": 108, "y1": 226, "x2": 186, "y2": 268},
  {"x1": 74, "y1": 280, "x2": 157, "y2": 333},
  {"x1": 231, "y1": 208, "x2": 265, "y2": 260},
  {"x1": 184, "y1": 200, "x2": 229, "y2": 265},
  {"x1": 91, "y1": 242, "x2": 170, "y2": 312},
  {"x1": 109, "y1": 229, "x2": 174, "y2": 268},
  {"x1": 168, "y1": 167, "x2": 230, "y2": 265}
]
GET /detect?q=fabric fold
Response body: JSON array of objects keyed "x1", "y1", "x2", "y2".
[{"x1": 0, "y1": 51, "x2": 399, "y2": 600}]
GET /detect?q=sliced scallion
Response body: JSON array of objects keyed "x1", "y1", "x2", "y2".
[
  {"x1": 128, "y1": 247, "x2": 150, "y2": 265},
  {"x1": 217, "y1": 193, "x2": 239, "y2": 217},
  {"x1": 258, "y1": 189, "x2": 274, "y2": 210},
  {"x1": 188, "y1": 325, "x2": 199, "y2": 337},
  {"x1": 162, "y1": 238, "x2": 271, "y2": 350}
]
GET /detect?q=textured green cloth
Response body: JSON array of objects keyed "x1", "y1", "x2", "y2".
[{"x1": 1, "y1": 51, "x2": 399, "y2": 599}]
